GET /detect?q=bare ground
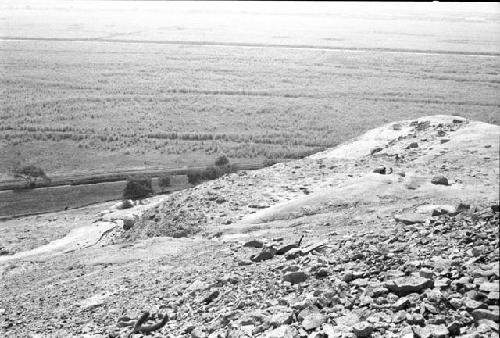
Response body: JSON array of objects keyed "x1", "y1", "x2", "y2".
[{"x1": 0, "y1": 115, "x2": 498, "y2": 337}]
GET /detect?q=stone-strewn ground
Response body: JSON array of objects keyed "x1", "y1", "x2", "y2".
[{"x1": 0, "y1": 115, "x2": 498, "y2": 337}]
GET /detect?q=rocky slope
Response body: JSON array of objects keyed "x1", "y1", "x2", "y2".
[{"x1": 0, "y1": 115, "x2": 498, "y2": 338}]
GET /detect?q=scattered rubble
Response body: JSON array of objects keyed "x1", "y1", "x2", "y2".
[{"x1": 1, "y1": 116, "x2": 498, "y2": 337}]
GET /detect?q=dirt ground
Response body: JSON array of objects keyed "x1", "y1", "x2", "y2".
[{"x1": 0, "y1": 115, "x2": 498, "y2": 337}]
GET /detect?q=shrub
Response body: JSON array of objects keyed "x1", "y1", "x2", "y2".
[
  {"x1": 123, "y1": 177, "x2": 153, "y2": 200},
  {"x1": 158, "y1": 175, "x2": 171, "y2": 188},
  {"x1": 263, "y1": 158, "x2": 279, "y2": 167},
  {"x1": 214, "y1": 154, "x2": 229, "y2": 167},
  {"x1": 10, "y1": 165, "x2": 51, "y2": 188},
  {"x1": 121, "y1": 199, "x2": 134, "y2": 209},
  {"x1": 186, "y1": 169, "x2": 201, "y2": 185},
  {"x1": 187, "y1": 164, "x2": 236, "y2": 185}
]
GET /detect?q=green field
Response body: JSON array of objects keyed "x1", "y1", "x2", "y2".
[{"x1": 1, "y1": 2, "x2": 499, "y2": 180}]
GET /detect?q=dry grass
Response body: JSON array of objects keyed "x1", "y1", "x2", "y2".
[{"x1": 1, "y1": 19, "x2": 499, "y2": 179}]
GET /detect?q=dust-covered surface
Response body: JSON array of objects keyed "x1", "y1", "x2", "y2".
[{"x1": 0, "y1": 115, "x2": 499, "y2": 337}]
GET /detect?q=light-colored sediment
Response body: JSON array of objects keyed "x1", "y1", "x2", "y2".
[{"x1": 0, "y1": 115, "x2": 498, "y2": 337}]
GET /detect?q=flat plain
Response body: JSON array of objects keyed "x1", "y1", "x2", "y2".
[{"x1": 1, "y1": 1, "x2": 499, "y2": 179}]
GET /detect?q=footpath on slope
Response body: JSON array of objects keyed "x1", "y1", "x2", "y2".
[{"x1": 0, "y1": 115, "x2": 498, "y2": 338}]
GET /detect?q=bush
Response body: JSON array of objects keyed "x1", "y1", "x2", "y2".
[
  {"x1": 187, "y1": 164, "x2": 235, "y2": 185},
  {"x1": 121, "y1": 199, "x2": 134, "y2": 209},
  {"x1": 214, "y1": 154, "x2": 229, "y2": 167},
  {"x1": 158, "y1": 175, "x2": 171, "y2": 188},
  {"x1": 263, "y1": 158, "x2": 279, "y2": 167},
  {"x1": 123, "y1": 178, "x2": 153, "y2": 200},
  {"x1": 10, "y1": 164, "x2": 51, "y2": 188}
]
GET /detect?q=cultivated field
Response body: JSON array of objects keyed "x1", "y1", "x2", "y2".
[{"x1": 1, "y1": 1, "x2": 499, "y2": 179}]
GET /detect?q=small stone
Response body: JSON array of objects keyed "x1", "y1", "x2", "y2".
[
  {"x1": 449, "y1": 298, "x2": 463, "y2": 309},
  {"x1": 263, "y1": 325, "x2": 298, "y2": 338},
  {"x1": 373, "y1": 166, "x2": 387, "y2": 174},
  {"x1": 122, "y1": 215, "x2": 135, "y2": 230},
  {"x1": 454, "y1": 276, "x2": 471, "y2": 287},
  {"x1": 323, "y1": 323, "x2": 346, "y2": 337},
  {"x1": 434, "y1": 278, "x2": 450, "y2": 289},
  {"x1": 488, "y1": 291, "x2": 499, "y2": 301},
  {"x1": 251, "y1": 247, "x2": 276, "y2": 262},
  {"x1": 426, "y1": 289, "x2": 443, "y2": 303},
  {"x1": 78, "y1": 293, "x2": 109, "y2": 311},
  {"x1": 203, "y1": 290, "x2": 220, "y2": 304},
  {"x1": 479, "y1": 282, "x2": 500, "y2": 293},
  {"x1": 372, "y1": 287, "x2": 389, "y2": 297},
  {"x1": 477, "y1": 319, "x2": 499, "y2": 332},
  {"x1": 335, "y1": 313, "x2": 361, "y2": 327},
  {"x1": 385, "y1": 270, "x2": 405, "y2": 280},
  {"x1": 410, "y1": 313, "x2": 425, "y2": 325},
  {"x1": 277, "y1": 244, "x2": 298, "y2": 255},
  {"x1": 244, "y1": 240, "x2": 264, "y2": 248},
  {"x1": 392, "y1": 123, "x2": 403, "y2": 131},
  {"x1": 386, "y1": 276, "x2": 433, "y2": 296},
  {"x1": 314, "y1": 269, "x2": 329, "y2": 279},
  {"x1": 465, "y1": 299, "x2": 487, "y2": 312},
  {"x1": 420, "y1": 268, "x2": 435, "y2": 280},
  {"x1": 352, "y1": 321, "x2": 374, "y2": 337},
  {"x1": 301, "y1": 312, "x2": 326, "y2": 331},
  {"x1": 342, "y1": 271, "x2": 355, "y2": 282},
  {"x1": 394, "y1": 213, "x2": 428, "y2": 225},
  {"x1": 248, "y1": 204, "x2": 270, "y2": 209},
  {"x1": 399, "y1": 326, "x2": 416, "y2": 338},
  {"x1": 351, "y1": 279, "x2": 369, "y2": 288},
  {"x1": 472, "y1": 246, "x2": 484, "y2": 257},
  {"x1": 448, "y1": 321, "x2": 461, "y2": 336},
  {"x1": 282, "y1": 265, "x2": 300, "y2": 273},
  {"x1": 393, "y1": 297, "x2": 410, "y2": 310},
  {"x1": 465, "y1": 290, "x2": 481, "y2": 301},
  {"x1": 431, "y1": 176, "x2": 448, "y2": 186},
  {"x1": 370, "y1": 147, "x2": 383, "y2": 155},
  {"x1": 268, "y1": 312, "x2": 293, "y2": 326},
  {"x1": 406, "y1": 142, "x2": 419, "y2": 149},
  {"x1": 191, "y1": 327, "x2": 206, "y2": 338},
  {"x1": 238, "y1": 259, "x2": 253, "y2": 266},
  {"x1": 471, "y1": 309, "x2": 500, "y2": 322},
  {"x1": 283, "y1": 271, "x2": 308, "y2": 285},
  {"x1": 285, "y1": 248, "x2": 303, "y2": 260},
  {"x1": 428, "y1": 324, "x2": 449, "y2": 338}
]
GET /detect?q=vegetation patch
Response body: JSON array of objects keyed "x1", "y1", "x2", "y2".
[{"x1": 123, "y1": 178, "x2": 153, "y2": 200}]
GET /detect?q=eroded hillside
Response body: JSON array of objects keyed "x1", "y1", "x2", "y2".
[{"x1": 0, "y1": 115, "x2": 498, "y2": 338}]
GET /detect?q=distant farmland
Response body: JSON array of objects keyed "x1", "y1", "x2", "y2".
[{"x1": 1, "y1": 1, "x2": 499, "y2": 180}]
